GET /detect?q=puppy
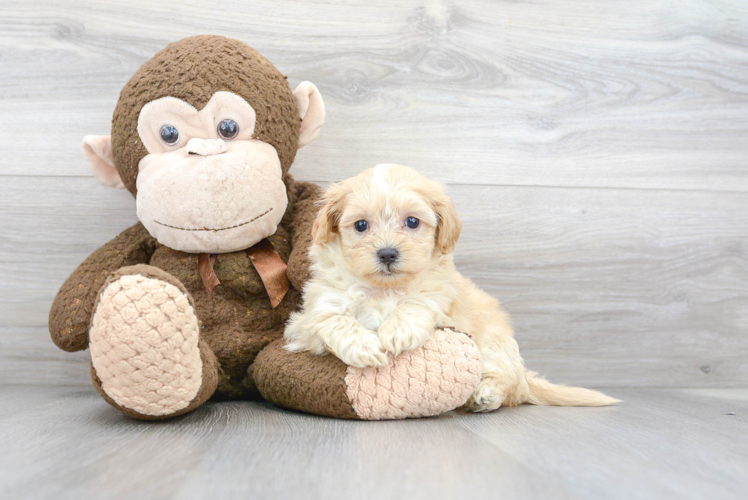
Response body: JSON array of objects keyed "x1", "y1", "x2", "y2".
[{"x1": 285, "y1": 164, "x2": 618, "y2": 411}]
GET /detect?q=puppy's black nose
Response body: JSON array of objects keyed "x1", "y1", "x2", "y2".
[{"x1": 377, "y1": 247, "x2": 399, "y2": 264}]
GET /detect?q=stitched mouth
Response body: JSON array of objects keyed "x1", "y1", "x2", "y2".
[{"x1": 154, "y1": 208, "x2": 273, "y2": 233}]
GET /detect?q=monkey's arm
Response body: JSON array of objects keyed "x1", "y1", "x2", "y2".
[
  {"x1": 286, "y1": 180, "x2": 323, "y2": 291},
  {"x1": 49, "y1": 222, "x2": 157, "y2": 352}
]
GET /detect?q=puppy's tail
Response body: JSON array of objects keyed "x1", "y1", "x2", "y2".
[{"x1": 524, "y1": 371, "x2": 620, "y2": 407}]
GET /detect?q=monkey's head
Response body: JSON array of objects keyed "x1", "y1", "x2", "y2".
[{"x1": 82, "y1": 35, "x2": 325, "y2": 254}]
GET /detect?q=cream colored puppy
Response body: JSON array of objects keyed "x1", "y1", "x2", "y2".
[{"x1": 285, "y1": 164, "x2": 618, "y2": 411}]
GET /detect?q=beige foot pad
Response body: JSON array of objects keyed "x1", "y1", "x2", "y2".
[
  {"x1": 253, "y1": 328, "x2": 482, "y2": 420},
  {"x1": 90, "y1": 270, "x2": 204, "y2": 417}
]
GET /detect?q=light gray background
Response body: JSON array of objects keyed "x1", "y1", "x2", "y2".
[{"x1": 1, "y1": 1, "x2": 746, "y2": 499}]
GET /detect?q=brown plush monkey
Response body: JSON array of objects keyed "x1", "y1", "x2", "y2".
[{"x1": 49, "y1": 35, "x2": 326, "y2": 419}]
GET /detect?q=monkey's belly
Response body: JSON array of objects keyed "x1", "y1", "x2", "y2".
[{"x1": 148, "y1": 245, "x2": 300, "y2": 399}]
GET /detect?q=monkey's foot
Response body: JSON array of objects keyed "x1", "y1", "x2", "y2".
[{"x1": 89, "y1": 265, "x2": 217, "y2": 419}]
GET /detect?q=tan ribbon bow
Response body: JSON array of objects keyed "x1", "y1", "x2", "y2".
[
  {"x1": 198, "y1": 239, "x2": 290, "y2": 308},
  {"x1": 246, "y1": 239, "x2": 290, "y2": 308}
]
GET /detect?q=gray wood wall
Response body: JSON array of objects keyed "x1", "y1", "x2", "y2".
[{"x1": 1, "y1": 0, "x2": 746, "y2": 388}]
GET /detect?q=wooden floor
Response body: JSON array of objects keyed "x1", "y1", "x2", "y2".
[{"x1": 1, "y1": 385, "x2": 746, "y2": 500}]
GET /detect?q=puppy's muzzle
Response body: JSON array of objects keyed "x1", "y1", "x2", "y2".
[{"x1": 377, "y1": 247, "x2": 399, "y2": 265}]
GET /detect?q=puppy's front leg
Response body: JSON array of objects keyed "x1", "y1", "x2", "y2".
[
  {"x1": 378, "y1": 302, "x2": 437, "y2": 357},
  {"x1": 299, "y1": 314, "x2": 389, "y2": 369}
]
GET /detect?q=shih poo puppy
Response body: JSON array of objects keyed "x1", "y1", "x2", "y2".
[{"x1": 285, "y1": 164, "x2": 618, "y2": 411}]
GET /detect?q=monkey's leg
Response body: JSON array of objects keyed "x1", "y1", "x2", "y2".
[{"x1": 88, "y1": 265, "x2": 218, "y2": 420}]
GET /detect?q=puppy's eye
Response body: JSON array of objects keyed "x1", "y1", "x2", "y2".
[
  {"x1": 354, "y1": 220, "x2": 369, "y2": 232},
  {"x1": 405, "y1": 217, "x2": 420, "y2": 229},
  {"x1": 160, "y1": 125, "x2": 179, "y2": 145},
  {"x1": 218, "y1": 119, "x2": 239, "y2": 140}
]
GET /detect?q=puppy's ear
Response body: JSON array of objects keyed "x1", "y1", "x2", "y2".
[
  {"x1": 431, "y1": 185, "x2": 462, "y2": 255},
  {"x1": 312, "y1": 183, "x2": 349, "y2": 245}
]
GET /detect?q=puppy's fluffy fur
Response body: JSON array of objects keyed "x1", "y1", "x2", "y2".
[{"x1": 285, "y1": 164, "x2": 618, "y2": 411}]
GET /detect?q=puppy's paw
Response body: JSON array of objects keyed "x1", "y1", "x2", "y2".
[
  {"x1": 465, "y1": 377, "x2": 506, "y2": 412},
  {"x1": 378, "y1": 318, "x2": 433, "y2": 357},
  {"x1": 333, "y1": 333, "x2": 389, "y2": 369}
]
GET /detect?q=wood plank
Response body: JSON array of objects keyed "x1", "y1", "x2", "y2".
[
  {"x1": 1, "y1": 176, "x2": 745, "y2": 387},
  {"x1": 455, "y1": 183, "x2": 748, "y2": 388},
  {"x1": 0, "y1": 0, "x2": 747, "y2": 190},
  {"x1": 0, "y1": 385, "x2": 745, "y2": 499}
]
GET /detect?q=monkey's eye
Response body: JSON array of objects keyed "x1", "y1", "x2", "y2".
[
  {"x1": 405, "y1": 217, "x2": 420, "y2": 229},
  {"x1": 354, "y1": 220, "x2": 369, "y2": 232},
  {"x1": 218, "y1": 119, "x2": 239, "y2": 140},
  {"x1": 160, "y1": 125, "x2": 179, "y2": 145}
]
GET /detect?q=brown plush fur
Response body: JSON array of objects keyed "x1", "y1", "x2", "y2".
[
  {"x1": 49, "y1": 36, "x2": 324, "y2": 414},
  {"x1": 252, "y1": 339, "x2": 359, "y2": 419},
  {"x1": 49, "y1": 223, "x2": 157, "y2": 352}
]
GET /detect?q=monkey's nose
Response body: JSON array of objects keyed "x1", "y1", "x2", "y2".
[
  {"x1": 186, "y1": 138, "x2": 227, "y2": 156},
  {"x1": 377, "y1": 247, "x2": 399, "y2": 264}
]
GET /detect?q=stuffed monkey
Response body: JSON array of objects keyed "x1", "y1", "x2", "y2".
[{"x1": 49, "y1": 35, "x2": 326, "y2": 419}]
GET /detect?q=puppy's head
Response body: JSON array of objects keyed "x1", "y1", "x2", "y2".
[{"x1": 312, "y1": 164, "x2": 461, "y2": 287}]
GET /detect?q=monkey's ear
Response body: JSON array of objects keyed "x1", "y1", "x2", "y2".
[
  {"x1": 293, "y1": 82, "x2": 325, "y2": 149},
  {"x1": 82, "y1": 135, "x2": 125, "y2": 189}
]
